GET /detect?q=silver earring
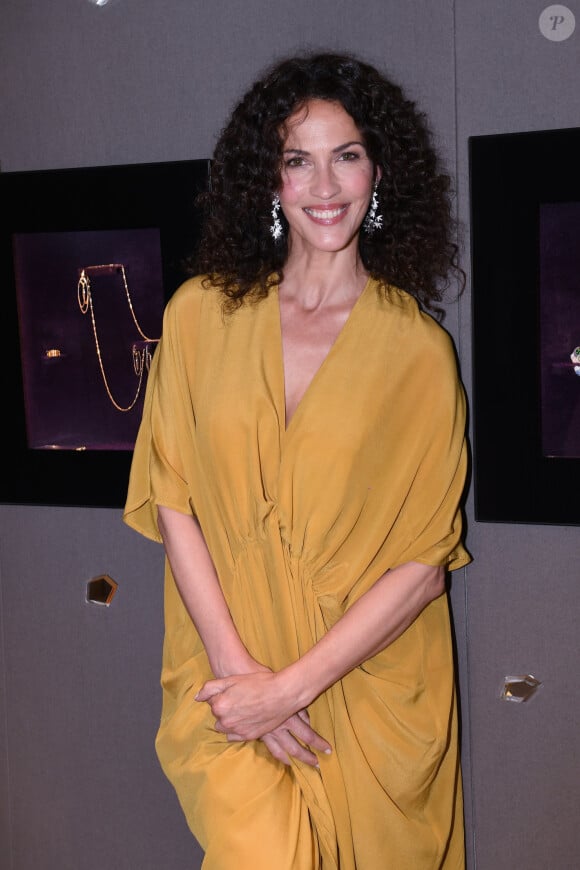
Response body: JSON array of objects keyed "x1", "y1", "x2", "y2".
[
  {"x1": 270, "y1": 194, "x2": 284, "y2": 241},
  {"x1": 363, "y1": 183, "x2": 383, "y2": 234}
]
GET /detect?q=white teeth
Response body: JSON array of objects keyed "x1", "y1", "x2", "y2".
[{"x1": 304, "y1": 206, "x2": 346, "y2": 219}]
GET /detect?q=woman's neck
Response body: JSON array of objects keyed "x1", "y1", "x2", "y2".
[{"x1": 280, "y1": 246, "x2": 368, "y2": 310}]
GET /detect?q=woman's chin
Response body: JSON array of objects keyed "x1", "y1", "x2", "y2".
[{"x1": 289, "y1": 228, "x2": 362, "y2": 256}]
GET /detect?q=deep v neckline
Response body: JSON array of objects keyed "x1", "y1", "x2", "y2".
[{"x1": 275, "y1": 276, "x2": 373, "y2": 433}]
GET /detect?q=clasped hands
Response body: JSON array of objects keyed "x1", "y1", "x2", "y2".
[{"x1": 195, "y1": 669, "x2": 331, "y2": 767}]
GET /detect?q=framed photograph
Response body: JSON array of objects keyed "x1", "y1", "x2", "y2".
[
  {"x1": 469, "y1": 126, "x2": 580, "y2": 525},
  {"x1": 0, "y1": 158, "x2": 210, "y2": 508}
]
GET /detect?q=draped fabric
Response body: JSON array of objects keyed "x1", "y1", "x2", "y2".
[{"x1": 124, "y1": 276, "x2": 471, "y2": 869}]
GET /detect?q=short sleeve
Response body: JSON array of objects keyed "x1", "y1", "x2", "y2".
[
  {"x1": 393, "y1": 327, "x2": 471, "y2": 572},
  {"x1": 123, "y1": 280, "x2": 202, "y2": 542}
]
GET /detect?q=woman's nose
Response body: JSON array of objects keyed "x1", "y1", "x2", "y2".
[{"x1": 309, "y1": 164, "x2": 340, "y2": 199}]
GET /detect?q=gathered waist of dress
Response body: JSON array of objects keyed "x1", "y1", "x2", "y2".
[{"x1": 217, "y1": 501, "x2": 300, "y2": 564}]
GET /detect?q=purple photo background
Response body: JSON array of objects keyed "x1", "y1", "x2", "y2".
[
  {"x1": 539, "y1": 202, "x2": 580, "y2": 458},
  {"x1": 13, "y1": 228, "x2": 164, "y2": 451}
]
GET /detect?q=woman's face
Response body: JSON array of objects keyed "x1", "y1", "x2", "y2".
[{"x1": 278, "y1": 99, "x2": 379, "y2": 256}]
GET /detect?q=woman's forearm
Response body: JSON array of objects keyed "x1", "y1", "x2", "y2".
[
  {"x1": 281, "y1": 560, "x2": 445, "y2": 710},
  {"x1": 157, "y1": 505, "x2": 256, "y2": 678},
  {"x1": 157, "y1": 504, "x2": 332, "y2": 764},
  {"x1": 198, "y1": 560, "x2": 446, "y2": 741}
]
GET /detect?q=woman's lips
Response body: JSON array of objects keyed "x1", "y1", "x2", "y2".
[{"x1": 303, "y1": 205, "x2": 349, "y2": 224}]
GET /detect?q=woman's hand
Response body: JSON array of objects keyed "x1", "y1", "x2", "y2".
[
  {"x1": 195, "y1": 671, "x2": 331, "y2": 766},
  {"x1": 195, "y1": 670, "x2": 300, "y2": 739},
  {"x1": 260, "y1": 709, "x2": 331, "y2": 767}
]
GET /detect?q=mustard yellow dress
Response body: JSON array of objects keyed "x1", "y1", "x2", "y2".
[{"x1": 124, "y1": 275, "x2": 470, "y2": 870}]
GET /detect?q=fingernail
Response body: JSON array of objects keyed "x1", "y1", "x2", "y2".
[{"x1": 324, "y1": 748, "x2": 332, "y2": 754}]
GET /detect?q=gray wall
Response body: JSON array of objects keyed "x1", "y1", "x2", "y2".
[
  {"x1": 455, "y1": 4, "x2": 580, "y2": 868},
  {"x1": 1, "y1": 2, "x2": 579, "y2": 868}
]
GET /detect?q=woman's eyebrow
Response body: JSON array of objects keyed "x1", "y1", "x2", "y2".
[
  {"x1": 283, "y1": 140, "x2": 365, "y2": 155},
  {"x1": 332, "y1": 140, "x2": 365, "y2": 152}
]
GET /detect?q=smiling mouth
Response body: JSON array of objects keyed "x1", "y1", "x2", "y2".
[{"x1": 303, "y1": 205, "x2": 349, "y2": 221}]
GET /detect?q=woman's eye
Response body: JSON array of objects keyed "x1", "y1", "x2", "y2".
[
  {"x1": 338, "y1": 151, "x2": 360, "y2": 161},
  {"x1": 285, "y1": 156, "x2": 306, "y2": 167}
]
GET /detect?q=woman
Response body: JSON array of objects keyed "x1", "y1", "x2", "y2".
[{"x1": 124, "y1": 51, "x2": 470, "y2": 869}]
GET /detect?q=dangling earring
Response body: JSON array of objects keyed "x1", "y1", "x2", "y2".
[
  {"x1": 270, "y1": 194, "x2": 284, "y2": 241},
  {"x1": 363, "y1": 182, "x2": 383, "y2": 234}
]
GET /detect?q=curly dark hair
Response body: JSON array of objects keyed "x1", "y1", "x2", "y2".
[{"x1": 194, "y1": 51, "x2": 462, "y2": 312}]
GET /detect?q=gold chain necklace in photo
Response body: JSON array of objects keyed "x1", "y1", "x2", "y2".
[{"x1": 77, "y1": 264, "x2": 160, "y2": 412}]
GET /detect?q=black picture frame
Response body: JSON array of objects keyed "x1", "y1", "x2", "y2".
[
  {"x1": 469, "y1": 126, "x2": 580, "y2": 525},
  {"x1": 1, "y1": 158, "x2": 210, "y2": 508}
]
